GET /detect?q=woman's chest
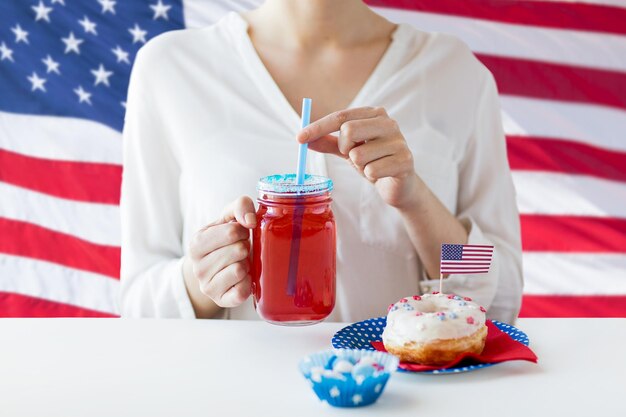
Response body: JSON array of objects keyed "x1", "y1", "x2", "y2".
[{"x1": 250, "y1": 44, "x2": 393, "y2": 121}]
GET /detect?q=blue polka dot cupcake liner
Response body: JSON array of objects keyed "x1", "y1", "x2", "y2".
[{"x1": 299, "y1": 349, "x2": 399, "y2": 407}]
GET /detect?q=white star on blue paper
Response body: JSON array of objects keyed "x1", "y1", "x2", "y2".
[
  {"x1": 42, "y1": 55, "x2": 61, "y2": 74},
  {"x1": 27, "y1": 72, "x2": 47, "y2": 92},
  {"x1": 0, "y1": 42, "x2": 14, "y2": 62},
  {"x1": 128, "y1": 23, "x2": 147, "y2": 43},
  {"x1": 78, "y1": 16, "x2": 98, "y2": 35},
  {"x1": 11, "y1": 24, "x2": 29, "y2": 44},
  {"x1": 91, "y1": 64, "x2": 113, "y2": 87},
  {"x1": 32, "y1": 1, "x2": 53, "y2": 23},
  {"x1": 61, "y1": 31, "x2": 84, "y2": 54},
  {"x1": 111, "y1": 45, "x2": 130, "y2": 64},
  {"x1": 150, "y1": 0, "x2": 172, "y2": 20},
  {"x1": 74, "y1": 85, "x2": 92, "y2": 104},
  {"x1": 98, "y1": 0, "x2": 116, "y2": 14}
]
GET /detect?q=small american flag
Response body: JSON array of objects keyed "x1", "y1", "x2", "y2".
[{"x1": 440, "y1": 244, "x2": 494, "y2": 275}]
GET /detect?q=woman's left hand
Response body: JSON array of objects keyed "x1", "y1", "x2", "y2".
[{"x1": 297, "y1": 106, "x2": 419, "y2": 211}]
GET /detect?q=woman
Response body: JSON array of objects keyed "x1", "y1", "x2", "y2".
[{"x1": 120, "y1": 0, "x2": 523, "y2": 323}]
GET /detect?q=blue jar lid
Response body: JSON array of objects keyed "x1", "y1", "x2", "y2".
[{"x1": 257, "y1": 173, "x2": 333, "y2": 196}]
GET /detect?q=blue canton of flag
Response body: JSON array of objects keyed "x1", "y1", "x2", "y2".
[
  {"x1": 0, "y1": 0, "x2": 184, "y2": 132},
  {"x1": 440, "y1": 243, "x2": 494, "y2": 275}
]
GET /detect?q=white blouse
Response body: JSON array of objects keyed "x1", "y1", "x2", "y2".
[{"x1": 120, "y1": 12, "x2": 523, "y2": 324}]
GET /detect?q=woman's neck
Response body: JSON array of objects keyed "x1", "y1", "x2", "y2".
[{"x1": 243, "y1": 0, "x2": 393, "y2": 49}]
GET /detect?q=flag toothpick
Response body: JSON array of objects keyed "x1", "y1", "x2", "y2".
[{"x1": 439, "y1": 243, "x2": 494, "y2": 294}]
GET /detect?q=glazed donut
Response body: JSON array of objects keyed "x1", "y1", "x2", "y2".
[{"x1": 382, "y1": 293, "x2": 487, "y2": 365}]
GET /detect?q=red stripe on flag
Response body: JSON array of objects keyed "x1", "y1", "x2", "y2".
[
  {"x1": 0, "y1": 292, "x2": 117, "y2": 317},
  {"x1": 365, "y1": 0, "x2": 626, "y2": 36},
  {"x1": 0, "y1": 149, "x2": 122, "y2": 204},
  {"x1": 521, "y1": 215, "x2": 626, "y2": 253},
  {"x1": 520, "y1": 295, "x2": 626, "y2": 317},
  {"x1": 507, "y1": 135, "x2": 626, "y2": 182},
  {"x1": 477, "y1": 54, "x2": 626, "y2": 111},
  {"x1": 0, "y1": 217, "x2": 120, "y2": 279}
]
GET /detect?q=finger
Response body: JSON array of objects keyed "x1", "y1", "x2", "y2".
[
  {"x1": 363, "y1": 152, "x2": 414, "y2": 182},
  {"x1": 203, "y1": 262, "x2": 251, "y2": 307},
  {"x1": 337, "y1": 117, "x2": 398, "y2": 154},
  {"x1": 194, "y1": 239, "x2": 250, "y2": 280},
  {"x1": 189, "y1": 223, "x2": 250, "y2": 261},
  {"x1": 202, "y1": 260, "x2": 249, "y2": 300},
  {"x1": 297, "y1": 106, "x2": 386, "y2": 144},
  {"x1": 305, "y1": 135, "x2": 346, "y2": 158},
  {"x1": 220, "y1": 196, "x2": 257, "y2": 228},
  {"x1": 221, "y1": 276, "x2": 252, "y2": 308},
  {"x1": 348, "y1": 136, "x2": 403, "y2": 170}
]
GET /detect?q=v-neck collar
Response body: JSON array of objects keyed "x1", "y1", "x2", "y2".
[{"x1": 227, "y1": 11, "x2": 412, "y2": 131}]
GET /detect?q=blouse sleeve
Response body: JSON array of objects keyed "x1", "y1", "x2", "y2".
[
  {"x1": 119, "y1": 46, "x2": 196, "y2": 318},
  {"x1": 424, "y1": 72, "x2": 523, "y2": 324}
]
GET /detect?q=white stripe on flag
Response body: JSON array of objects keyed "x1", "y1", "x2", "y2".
[
  {"x1": 524, "y1": 253, "x2": 626, "y2": 294},
  {"x1": 0, "y1": 182, "x2": 120, "y2": 246},
  {"x1": 0, "y1": 111, "x2": 122, "y2": 164},
  {"x1": 500, "y1": 96, "x2": 626, "y2": 153},
  {"x1": 513, "y1": 171, "x2": 626, "y2": 218},
  {"x1": 0, "y1": 254, "x2": 119, "y2": 315},
  {"x1": 371, "y1": 6, "x2": 626, "y2": 72}
]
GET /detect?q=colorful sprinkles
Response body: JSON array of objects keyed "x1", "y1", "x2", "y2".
[{"x1": 387, "y1": 293, "x2": 487, "y2": 323}]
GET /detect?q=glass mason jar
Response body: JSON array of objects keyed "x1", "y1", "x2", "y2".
[{"x1": 252, "y1": 174, "x2": 336, "y2": 325}]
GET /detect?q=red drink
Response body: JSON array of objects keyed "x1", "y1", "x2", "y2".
[{"x1": 252, "y1": 174, "x2": 336, "y2": 325}]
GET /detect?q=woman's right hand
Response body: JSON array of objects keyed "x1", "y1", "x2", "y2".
[{"x1": 184, "y1": 196, "x2": 256, "y2": 312}]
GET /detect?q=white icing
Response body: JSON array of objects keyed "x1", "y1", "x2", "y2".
[{"x1": 382, "y1": 293, "x2": 486, "y2": 346}]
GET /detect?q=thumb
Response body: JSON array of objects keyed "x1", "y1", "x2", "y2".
[
  {"x1": 221, "y1": 196, "x2": 256, "y2": 229},
  {"x1": 300, "y1": 134, "x2": 346, "y2": 159}
]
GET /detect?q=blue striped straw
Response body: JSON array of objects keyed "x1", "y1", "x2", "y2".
[{"x1": 296, "y1": 98, "x2": 312, "y2": 185}]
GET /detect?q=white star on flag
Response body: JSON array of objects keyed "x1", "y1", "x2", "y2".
[
  {"x1": 61, "y1": 32, "x2": 84, "y2": 54},
  {"x1": 91, "y1": 64, "x2": 113, "y2": 87},
  {"x1": 78, "y1": 16, "x2": 98, "y2": 35},
  {"x1": 42, "y1": 55, "x2": 61, "y2": 74},
  {"x1": 98, "y1": 0, "x2": 116, "y2": 15},
  {"x1": 150, "y1": 0, "x2": 172, "y2": 20},
  {"x1": 0, "y1": 42, "x2": 14, "y2": 62},
  {"x1": 32, "y1": 1, "x2": 53, "y2": 23},
  {"x1": 120, "y1": 101, "x2": 127, "y2": 108},
  {"x1": 329, "y1": 386, "x2": 340, "y2": 398},
  {"x1": 73, "y1": 85, "x2": 92, "y2": 105},
  {"x1": 27, "y1": 72, "x2": 47, "y2": 92},
  {"x1": 352, "y1": 394, "x2": 363, "y2": 405},
  {"x1": 11, "y1": 24, "x2": 29, "y2": 44},
  {"x1": 129, "y1": 23, "x2": 147, "y2": 43},
  {"x1": 111, "y1": 45, "x2": 130, "y2": 64},
  {"x1": 51, "y1": 0, "x2": 65, "y2": 4}
]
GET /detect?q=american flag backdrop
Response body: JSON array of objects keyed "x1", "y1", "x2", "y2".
[{"x1": 1, "y1": 0, "x2": 625, "y2": 318}]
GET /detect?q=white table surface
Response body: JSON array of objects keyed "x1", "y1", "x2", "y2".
[{"x1": 0, "y1": 318, "x2": 624, "y2": 417}]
